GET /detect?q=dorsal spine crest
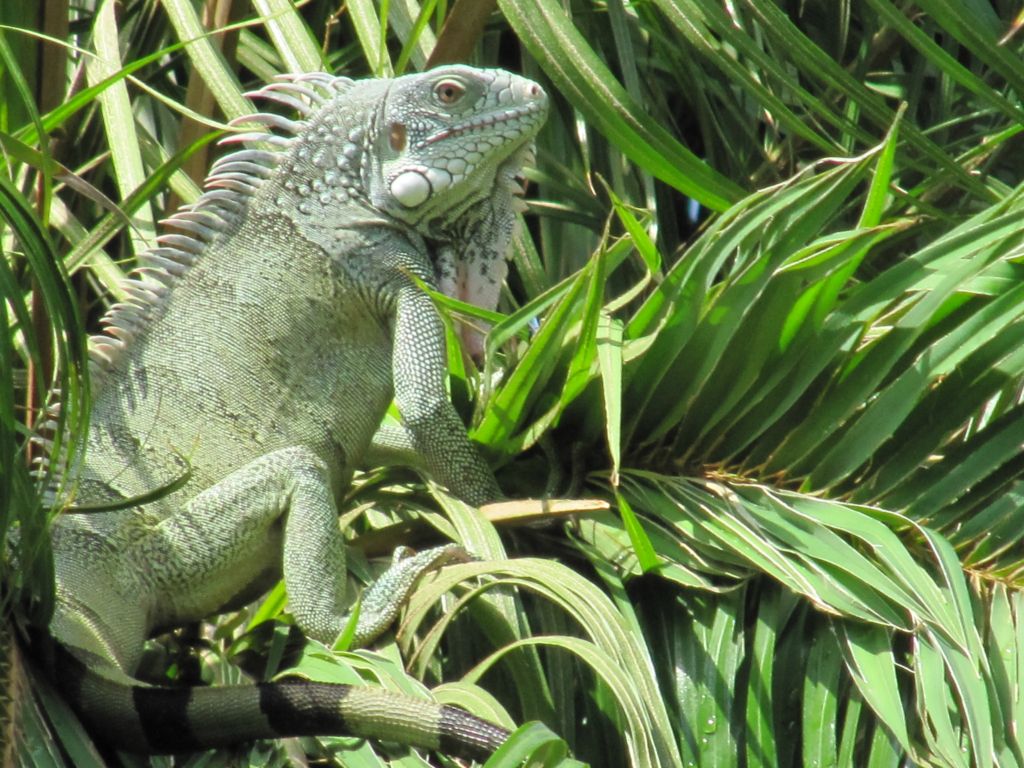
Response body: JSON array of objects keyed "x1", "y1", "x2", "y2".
[{"x1": 85, "y1": 73, "x2": 358, "y2": 384}]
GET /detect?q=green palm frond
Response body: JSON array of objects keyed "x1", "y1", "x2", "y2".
[{"x1": 6, "y1": 1, "x2": 1024, "y2": 767}]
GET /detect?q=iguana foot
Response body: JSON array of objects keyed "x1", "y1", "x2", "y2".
[{"x1": 346, "y1": 545, "x2": 474, "y2": 647}]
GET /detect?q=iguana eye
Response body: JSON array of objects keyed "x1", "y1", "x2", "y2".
[{"x1": 434, "y1": 80, "x2": 465, "y2": 105}]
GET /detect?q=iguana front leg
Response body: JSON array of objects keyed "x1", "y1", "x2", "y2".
[
  {"x1": 53, "y1": 447, "x2": 497, "y2": 758},
  {"x1": 145, "y1": 446, "x2": 462, "y2": 654},
  {"x1": 390, "y1": 285, "x2": 501, "y2": 506}
]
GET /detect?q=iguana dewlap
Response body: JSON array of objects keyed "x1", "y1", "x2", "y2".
[{"x1": 43, "y1": 65, "x2": 547, "y2": 761}]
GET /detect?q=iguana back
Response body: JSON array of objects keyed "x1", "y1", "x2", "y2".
[{"x1": 41, "y1": 65, "x2": 547, "y2": 761}]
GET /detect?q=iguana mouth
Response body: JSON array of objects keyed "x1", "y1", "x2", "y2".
[{"x1": 421, "y1": 100, "x2": 548, "y2": 147}]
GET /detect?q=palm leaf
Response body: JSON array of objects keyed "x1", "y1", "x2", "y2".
[{"x1": 7, "y1": 1, "x2": 1024, "y2": 767}]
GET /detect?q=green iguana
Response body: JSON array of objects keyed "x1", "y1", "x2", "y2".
[{"x1": 30, "y1": 64, "x2": 547, "y2": 762}]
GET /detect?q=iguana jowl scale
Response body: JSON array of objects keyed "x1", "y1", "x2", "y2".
[{"x1": 41, "y1": 65, "x2": 547, "y2": 760}]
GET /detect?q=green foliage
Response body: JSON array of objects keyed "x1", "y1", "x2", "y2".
[{"x1": 5, "y1": 1, "x2": 1024, "y2": 767}]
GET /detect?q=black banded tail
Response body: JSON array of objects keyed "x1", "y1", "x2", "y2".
[{"x1": 54, "y1": 645, "x2": 508, "y2": 761}]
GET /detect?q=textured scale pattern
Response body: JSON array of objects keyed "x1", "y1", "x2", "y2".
[{"x1": 38, "y1": 65, "x2": 548, "y2": 759}]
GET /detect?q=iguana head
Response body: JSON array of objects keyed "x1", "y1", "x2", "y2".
[
  {"x1": 245, "y1": 66, "x2": 546, "y2": 350},
  {"x1": 88, "y1": 68, "x2": 547, "y2": 381},
  {"x1": 370, "y1": 66, "x2": 548, "y2": 357},
  {"x1": 368, "y1": 65, "x2": 548, "y2": 227}
]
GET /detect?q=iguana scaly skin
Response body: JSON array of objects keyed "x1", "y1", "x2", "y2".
[{"x1": 41, "y1": 65, "x2": 547, "y2": 761}]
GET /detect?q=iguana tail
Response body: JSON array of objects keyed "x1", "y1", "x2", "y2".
[{"x1": 57, "y1": 647, "x2": 509, "y2": 760}]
